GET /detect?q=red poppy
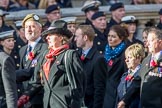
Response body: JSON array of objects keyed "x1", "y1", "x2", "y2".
[
  {"x1": 150, "y1": 59, "x2": 158, "y2": 67},
  {"x1": 80, "y1": 54, "x2": 85, "y2": 61},
  {"x1": 28, "y1": 52, "x2": 35, "y2": 60},
  {"x1": 108, "y1": 60, "x2": 113, "y2": 66},
  {"x1": 125, "y1": 75, "x2": 133, "y2": 81}
]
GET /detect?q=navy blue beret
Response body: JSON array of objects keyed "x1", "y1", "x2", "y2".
[
  {"x1": 45, "y1": 4, "x2": 60, "y2": 14},
  {"x1": 91, "y1": 11, "x2": 106, "y2": 20},
  {"x1": 109, "y1": 2, "x2": 124, "y2": 11},
  {"x1": 159, "y1": 8, "x2": 162, "y2": 15}
]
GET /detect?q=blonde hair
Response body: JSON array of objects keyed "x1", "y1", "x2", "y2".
[{"x1": 125, "y1": 43, "x2": 145, "y2": 61}]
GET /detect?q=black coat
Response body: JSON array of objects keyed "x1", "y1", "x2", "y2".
[
  {"x1": 92, "y1": 26, "x2": 108, "y2": 54},
  {"x1": 103, "y1": 50, "x2": 127, "y2": 108},
  {"x1": 79, "y1": 46, "x2": 107, "y2": 108}
]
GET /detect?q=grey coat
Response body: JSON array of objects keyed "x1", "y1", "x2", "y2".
[{"x1": 0, "y1": 51, "x2": 17, "y2": 108}]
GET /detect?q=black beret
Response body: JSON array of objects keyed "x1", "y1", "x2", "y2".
[
  {"x1": 41, "y1": 20, "x2": 73, "y2": 42},
  {"x1": 159, "y1": 8, "x2": 162, "y2": 15},
  {"x1": 109, "y1": 2, "x2": 124, "y2": 11},
  {"x1": 91, "y1": 11, "x2": 106, "y2": 20},
  {"x1": 45, "y1": 4, "x2": 60, "y2": 14}
]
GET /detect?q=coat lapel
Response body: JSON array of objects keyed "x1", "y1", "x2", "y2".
[{"x1": 48, "y1": 52, "x2": 65, "y2": 84}]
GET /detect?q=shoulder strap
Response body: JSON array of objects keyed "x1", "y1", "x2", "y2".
[{"x1": 64, "y1": 50, "x2": 77, "y2": 89}]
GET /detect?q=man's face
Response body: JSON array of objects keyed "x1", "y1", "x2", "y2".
[
  {"x1": 24, "y1": 21, "x2": 42, "y2": 42},
  {"x1": 74, "y1": 28, "x2": 86, "y2": 48},
  {"x1": 46, "y1": 10, "x2": 61, "y2": 22},
  {"x1": 112, "y1": 8, "x2": 125, "y2": 22},
  {"x1": 147, "y1": 32, "x2": 162, "y2": 54},
  {"x1": 92, "y1": 16, "x2": 107, "y2": 31}
]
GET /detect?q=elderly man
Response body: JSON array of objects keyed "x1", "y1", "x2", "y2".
[{"x1": 16, "y1": 13, "x2": 47, "y2": 108}]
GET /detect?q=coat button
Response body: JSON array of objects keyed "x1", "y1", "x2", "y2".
[
  {"x1": 99, "y1": 51, "x2": 102, "y2": 54},
  {"x1": 17, "y1": 64, "x2": 20, "y2": 67},
  {"x1": 18, "y1": 45, "x2": 21, "y2": 48},
  {"x1": 14, "y1": 56, "x2": 17, "y2": 59},
  {"x1": 17, "y1": 89, "x2": 20, "y2": 92},
  {"x1": 97, "y1": 42, "x2": 101, "y2": 45}
]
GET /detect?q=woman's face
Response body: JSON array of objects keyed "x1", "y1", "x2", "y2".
[
  {"x1": 108, "y1": 30, "x2": 122, "y2": 48},
  {"x1": 46, "y1": 34, "x2": 63, "y2": 49},
  {"x1": 1, "y1": 38, "x2": 15, "y2": 50},
  {"x1": 142, "y1": 31, "x2": 148, "y2": 48},
  {"x1": 125, "y1": 52, "x2": 141, "y2": 70}
]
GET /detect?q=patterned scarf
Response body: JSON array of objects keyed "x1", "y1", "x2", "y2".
[
  {"x1": 43, "y1": 44, "x2": 69, "y2": 80},
  {"x1": 104, "y1": 42, "x2": 126, "y2": 62}
]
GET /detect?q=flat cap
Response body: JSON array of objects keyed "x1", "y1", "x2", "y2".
[
  {"x1": 0, "y1": 9, "x2": 9, "y2": 16},
  {"x1": 60, "y1": 17, "x2": 77, "y2": 24},
  {"x1": 45, "y1": 4, "x2": 60, "y2": 14},
  {"x1": 121, "y1": 15, "x2": 138, "y2": 24},
  {"x1": 0, "y1": 30, "x2": 14, "y2": 40},
  {"x1": 159, "y1": 8, "x2": 162, "y2": 15},
  {"x1": 91, "y1": 11, "x2": 106, "y2": 20},
  {"x1": 41, "y1": 20, "x2": 72, "y2": 41},
  {"x1": 81, "y1": 0, "x2": 101, "y2": 12},
  {"x1": 22, "y1": 13, "x2": 41, "y2": 27},
  {"x1": 109, "y1": 2, "x2": 124, "y2": 11}
]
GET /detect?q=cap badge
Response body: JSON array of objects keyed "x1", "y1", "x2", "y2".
[{"x1": 33, "y1": 15, "x2": 39, "y2": 21}]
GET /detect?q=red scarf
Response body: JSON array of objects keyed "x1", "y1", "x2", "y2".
[{"x1": 43, "y1": 44, "x2": 69, "y2": 80}]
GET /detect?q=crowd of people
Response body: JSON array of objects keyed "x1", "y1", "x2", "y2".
[{"x1": 0, "y1": 0, "x2": 162, "y2": 108}]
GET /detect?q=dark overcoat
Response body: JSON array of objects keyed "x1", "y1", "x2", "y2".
[
  {"x1": 103, "y1": 51, "x2": 127, "y2": 108},
  {"x1": 80, "y1": 46, "x2": 107, "y2": 108}
]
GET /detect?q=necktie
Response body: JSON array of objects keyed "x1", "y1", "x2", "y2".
[{"x1": 26, "y1": 45, "x2": 32, "y2": 61}]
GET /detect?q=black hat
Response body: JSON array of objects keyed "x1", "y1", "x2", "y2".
[
  {"x1": 159, "y1": 8, "x2": 162, "y2": 15},
  {"x1": 109, "y1": 2, "x2": 124, "y2": 11},
  {"x1": 81, "y1": 0, "x2": 101, "y2": 13},
  {"x1": 41, "y1": 20, "x2": 73, "y2": 41},
  {"x1": 45, "y1": 4, "x2": 60, "y2": 14},
  {"x1": 0, "y1": 30, "x2": 14, "y2": 40},
  {"x1": 121, "y1": 15, "x2": 138, "y2": 24},
  {"x1": 91, "y1": 11, "x2": 106, "y2": 20}
]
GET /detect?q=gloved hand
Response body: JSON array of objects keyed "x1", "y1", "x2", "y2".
[{"x1": 17, "y1": 95, "x2": 30, "y2": 108}]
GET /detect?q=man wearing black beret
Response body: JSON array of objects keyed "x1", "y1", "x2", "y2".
[
  {"x1": 157, "y1": 8, "x2": 162, "y2": 29},
  {"x1": 107, "y1": 2, "x2": 125, "y2": 30},
  {"x1": 91, "y1": 11, "x2": 109, "y2": 54},
  {"x1": 43, "y1": 4, "x2": 61, "y2": 30}
]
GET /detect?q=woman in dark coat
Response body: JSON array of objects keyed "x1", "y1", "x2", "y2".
[
  {"x1": 103, "y1": 25, "x2": 128, "y2": 108},
  {"x1": 116, "y1": 43, "x2": 145, "y2": 108}
]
